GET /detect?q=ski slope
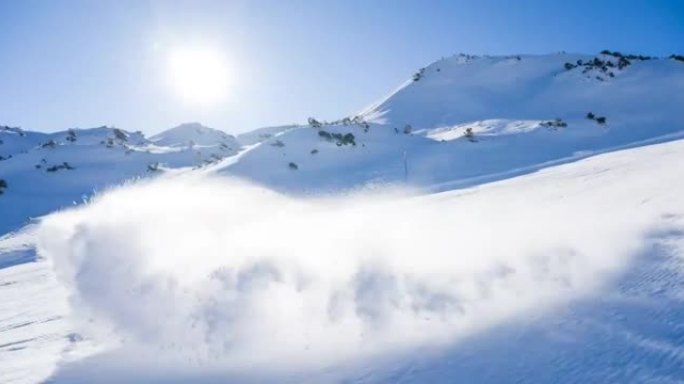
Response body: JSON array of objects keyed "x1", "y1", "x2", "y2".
[
  {"x1": 2, "y1": 51, "x2": 684, "y2": 383},
  {"x1": 1, "y1": 137, "x2": 683, "y2": 383}
]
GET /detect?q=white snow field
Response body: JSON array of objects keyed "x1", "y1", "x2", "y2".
[
  {"x1": 0, "y1": 137, "x2": 683, "y2": 383},
  {"x1": 1, "y1": 51, "x2": 684, "y2": 383},
  {"x1": 218, "y1": 53, "x2": 684, "y2": 193}
]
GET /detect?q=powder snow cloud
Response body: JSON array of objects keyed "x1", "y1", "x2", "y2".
[{"x1": 37, "y1": 167, "x2": 663, "y2": 372}]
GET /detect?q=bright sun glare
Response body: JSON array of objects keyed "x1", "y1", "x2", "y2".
[{"x1": 167, "y1": 46, "x2": 230, "y2": 105}]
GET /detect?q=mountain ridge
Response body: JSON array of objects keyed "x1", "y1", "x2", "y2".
[{"x1": 2, "y1": 50, "x2": 684, "y2": 232}]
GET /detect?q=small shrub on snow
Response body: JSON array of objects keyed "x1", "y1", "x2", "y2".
[
  {"x1": 0, "y1": 178, "x2": 7, "y2": 194},
  {"x1": 586, "y1": 112, "x2": 595, "y2": 120},
  {"x1": 540, "y1": 118, "x2": 568, "y2": 129},
  {"x1": 310, "y1": 149, "x2": 319, "y2": 155},
  {"x1": 335, "y1": 133, "x2": 356, "y2": 146},
  {"x1": 270, "y1": 140, "x2": 285, "y2": 147},
  {"x1": 670, "y1": 54, "x2": 684, "y2": 63},
  {"x1": 617, "y1": 57, "x2": 631, "y2": 70},
  {"x1": 308, "y1": 117, "x2": 322, "y2": 128},
  {"x1": 464, "y1": 127, "x2": 476, "y2": 142},
  {"x1": 596, "y1": 116, "x2": 607, "y2": 125},
  {"x1": 318, "y1": 131, "x2": 332, "y2": 141},
  {"x1": 288, "y1": 162, "x2": 298, "y2": 170},
  {"x1": 412, "y1": 68, "x2": 425, "y2": 82},
  {"x1": 113, "y1": 128, "x2": 128, "y2": 142},
  {"x1": 66, "y1": 129, "x2": 77, "y2": 142},
  {"x1": 318, "y1": 130, "x2": 356, "y2": 146},
  {"x1": 147, "y1": 162, "x2": 160, "y2": 172},
  {"x1": 46, "y1": 162, "x2": 74, "y2": 172}
]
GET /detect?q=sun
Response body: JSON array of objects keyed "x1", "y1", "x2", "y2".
[{"x1": 167, "y1": 46, "x2": 230, "y2": 105}]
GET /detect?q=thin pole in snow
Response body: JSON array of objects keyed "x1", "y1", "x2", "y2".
[{"x1": 403, "y1": 150, "x2": 408, "y2": 181}]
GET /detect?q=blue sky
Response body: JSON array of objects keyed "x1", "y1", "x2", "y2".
[{"x1": 1, "y1": 0, "x2": 683, "y2": 134}]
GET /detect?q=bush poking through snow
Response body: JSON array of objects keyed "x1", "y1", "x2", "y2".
[
  {"x1": 46, "y1": 162, "x2": 74, "y2": 172},
  {"x1": 270, "y1": 140, "x2": 285, "y2": 148},
  {"x1": 0, "y1": 178, "x2": 7, "y2": 195},
  {"x1": 403, "y1": 125, "x2": 413, "y2": 135},
  {"x1": 318, "y1": 131, "x2": 332, "y2": 141},
  {"x1": 308, "y1": 117, "x2": 322, "y2": 128},
  {"x1": 41, "y1": 140, "x2": 57, "y2": 149},
  {"x1": 539, "y1": 119, "x2": 568, "y2": 129},
  {"x1": 564, "y1": 51, "x2": 653, "y2": 80},
  {"x1": 412, "y1": 68, "x2": 425, "y2": 81},
  {"x1": 464, "y1": 127, "x2": 476, "y2": 142},
  {"x1": 670, "y1": 54, "x2": 684, "y2": 63},
  {"x1": 66, "y1": 129, "x2": 77, "y2": 142},
  {"x1": 540, "y1": 118, "x2": 568, "y2": 129},
  {"x1": 288, "y1": 162, "x2": 298, "y2": 170},
  {"x1": 587, "y1": 112, "x2": 607, "y2": 125},
  {"x1": 113, "y1": 128, "x2": 128, "y2": 142},
  {"x1": 147, "y1": 162, "x2": 160, "y2": 172},
  {"x1": 318, "y1": 130, "x2": 356, "y2": 146},
  {"x1": 310, "y1": 149, "x2": 319, "y2": 155}
]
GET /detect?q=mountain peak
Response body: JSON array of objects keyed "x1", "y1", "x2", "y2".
[{"x1": 150, "y1": 122, "x2": 236, "y2": 148}]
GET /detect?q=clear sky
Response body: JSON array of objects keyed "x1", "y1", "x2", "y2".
[{"x1": 1, "y1": 0, "x2": 683, "y2": 134}]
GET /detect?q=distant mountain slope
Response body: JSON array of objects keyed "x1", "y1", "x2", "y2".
[
  {"x1": 360, "y1": 52, "x2": 684, "y2": 129},
  {"x1": 2, "y1": 52, "x2": 684, "y2": 233},
  {"x1": 216, "y1": 52, "x2": 684, "y2": 193},
  {"x1": 150, "y1": 122, "x2": 239, "y2": 150},
  {"x1": 235, "y1": 124, "x2": 297, "y2": 146},
  {"x1": 0, "y1": 124, "x2": 239, "y2": 234}
]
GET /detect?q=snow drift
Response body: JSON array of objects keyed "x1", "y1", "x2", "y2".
[{"x1": 36, "y1": 152, "x2": 673, "y2": 376}]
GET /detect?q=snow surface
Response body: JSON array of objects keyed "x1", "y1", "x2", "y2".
[
  {"x1": 217, "y1": 53, "x2": 684, "y2": 193},
  {"x1": 2, "y1": 52, "x2": 684, "y2": 383},
  {"x1": 0, "y1": 124, "x2": 240, "y2": 234},
  {"x1": 1, "y1": 137, "x2": 684, "y2": 383},
  {"x1": 150, "y1": 122, "x2": 239, "y2": 150}
]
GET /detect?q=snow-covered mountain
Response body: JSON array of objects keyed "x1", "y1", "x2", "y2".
[
  {"x1": 217, "y1": 52, "x2": 684, "y2": 193},
  {"x1": 3, "y1": 52, "x2": 683, "y2": 231},
  {"x1": 3, "y1": 135, "x2": 684, "y2": 384},
  {"x1": 150, "y1": 122, "x2": 239, "y2": 150},
  {"x1": 2, "y1": 51, "x2": 684, "y2": 383},
  {"x1": 0, "y1": 124, "x2": 239, "y2": 234}
]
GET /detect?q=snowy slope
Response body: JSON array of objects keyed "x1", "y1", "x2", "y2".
[
  {"x1": 1, "y1": 137, "x2": 684, "y2": 383},
  {"x1": 0, "y1": 125, "x2": 239, "y2": 234},
  {"x1": 215, "y1": 53, "x2": 684, "y2": 193},
  {"x1": 360, "y1": 52, "x2": 684, "y2": 130},
  {"x1": 3, "y1": 53, "x2": 683, "y2": 232},
  {"x1": 235, "y1": 124, "x2": 297, "y2": 146},
  {"x1": 3, "y1": 51, "x2": 684, "y2": 383},
  {"x1": 150, "y1": 122, "x2": 239, "y2": 150}
]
